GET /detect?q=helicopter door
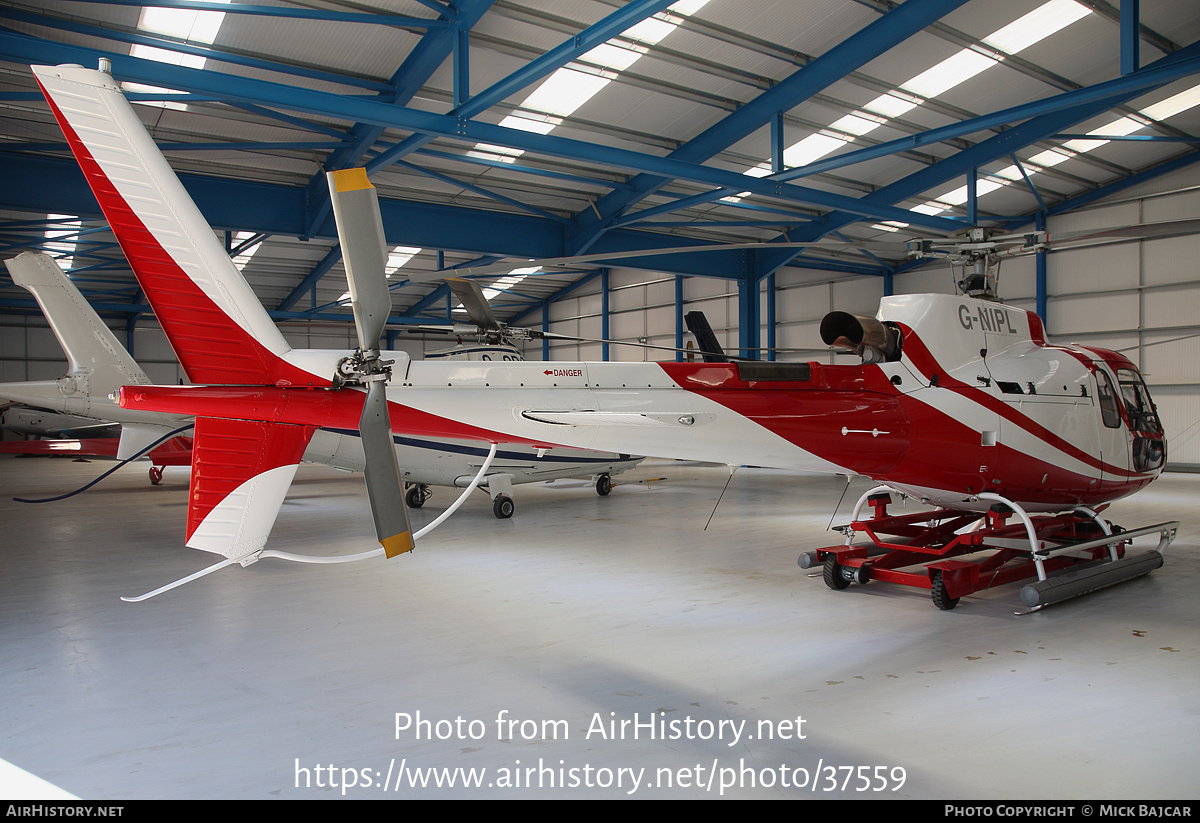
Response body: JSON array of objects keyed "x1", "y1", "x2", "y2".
[{"x1": 1092, "y1": 366, "x2": 1131, "y2": 486}]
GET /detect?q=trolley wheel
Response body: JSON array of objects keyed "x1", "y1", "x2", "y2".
[
  {"x1": 931, "y1": 572, "x2": 960, "y2": 611},
  {"x1": 596, "y1": 474, "x2": 612, "y2": 496},
  {"x1": 148, "y1": 466, "x2": 163, "y2": 486},
  {"x1": 822, "y1": 556, "x2": 853, "y2": 590},
  {"x1": 405, "y1": 485, "x2": 426, "y2": 509},
  {"x1": 493, "y1": 495, "x2": 514, "y2": 519}
]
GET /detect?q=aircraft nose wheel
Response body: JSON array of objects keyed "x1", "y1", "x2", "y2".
[
  {"x1": 596, "y1": 474, "x2": 612, "y2": 496},
  {"x1": 148, "y1": 466, "x2": 163, "y2": 485},
  {"x1": 405, "y1": 484, "x2": 430, "y2": 509},
  {"x1": 492, "y1": 495, "x2": 515, "y2": 519}
]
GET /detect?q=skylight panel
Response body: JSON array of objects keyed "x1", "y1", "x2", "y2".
[
  {"x1": 900, "y1": 80, "x2": 1200, "y2": 225},
  {"x1": 451, "y1": 267, "x2": 538, "y2": 315},
  {"x1": 1141, "y1": 84, "x2": 1200, "y2": 121},
  {"x1": 229, "y1": 231, "x2": 261, "y2": 271},
  {"x1": 336, "y1": 245, "x2": 424, "y2": 301},
  {"x1": 44, "y1": 214, "x2": 79, "y2": 271},
  {"x1": 385, "y1": 247, "x2": 422, "y2": 276},
  {"x1": 520, "y1": 70, "x2": 612, "y2": 118},
  {"x1": 981, "y1": 0, "x2": 1091, "y2": 55},
  {"x1": 125, "y1": 1, "x2": 231, "y2": 110},
  {"x1": 466, "y1": 1, "x2": 710, "y2": 161},
  {"x1": 901, "y1": 49, "x2": 998, "y2": 100},
  {"x1": 743, "y1": 1, "x2": 1092, "y2": 182}
]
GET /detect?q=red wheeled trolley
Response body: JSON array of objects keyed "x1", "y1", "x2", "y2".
[{"x1": 800, "y1": 486, "x2": 1178, "y2": 611}]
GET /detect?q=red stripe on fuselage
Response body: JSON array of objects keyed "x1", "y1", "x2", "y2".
[{"x1": 896, "y1": 326, "x2": 1144, "y2": 481}]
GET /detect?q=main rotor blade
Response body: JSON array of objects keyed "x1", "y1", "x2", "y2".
[
  {"x1": 446, "y1": 277, "x2": 500, "y2": 331},
  {"x1": 408, "y1": 238, "x2": 913, "y2": 282},
  {"x1": 328, "y1": 168, "x2": 392, "y2": 350},
  {"x1": 359, "y1": 379, "x2": 413, "y2": 558},
  {"x1": 1048, "y1": 218, "x2": 1200, "y2": 249},
  {"x1": 536, "y1": 330, "x2": 829, "y2": 359}
]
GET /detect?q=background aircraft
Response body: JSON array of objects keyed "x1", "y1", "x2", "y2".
[{"x1": 1, "y1": 250, "x2": 640, "y2": 512}]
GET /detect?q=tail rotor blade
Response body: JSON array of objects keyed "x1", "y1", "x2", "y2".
[
  {"x1": 327, "y1": 168, "x2": 392, "y2": 350},
  {"x1": 359, "y1": 379, "x2": 413, "y2": 558}
]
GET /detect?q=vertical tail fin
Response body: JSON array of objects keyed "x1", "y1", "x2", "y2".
[
  {"x1": 32, "y1": 64, "x2": 315, "y2": 388},
  {"x1": 6, "y1": 251, "x2": 149, "y2": 398}
]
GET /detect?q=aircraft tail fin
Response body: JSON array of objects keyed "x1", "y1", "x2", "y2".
[
  {"x1": 31, "y1": 64, "x2": 309, "y2": 388},
  {"x1": 6, "y1": 250, "x2": 151, "y2": 404}
]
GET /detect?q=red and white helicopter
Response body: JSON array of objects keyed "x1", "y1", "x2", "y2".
[{"x1": 30, "y1": 63, "x2": 1178, "y2": 608}]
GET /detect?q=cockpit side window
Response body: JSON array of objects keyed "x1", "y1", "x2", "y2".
[
  {"x1": 1116, "y1": 367, "x2": 1163, "y2": 435},
  {"x1": 1095, "y1": 369, "x2": 1122, "y2": 429}
]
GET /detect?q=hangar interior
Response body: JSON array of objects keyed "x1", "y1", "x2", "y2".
[{"x1": 0, "y1": 0, "x2": 1198, "y2": 800}]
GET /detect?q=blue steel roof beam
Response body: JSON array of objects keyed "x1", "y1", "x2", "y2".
[
  {"x1": 61, "y1": 0, "x2": 449, "y2": 29},
  {"x1": 287, "y1": 0, "x2": 494, "y2": 301},
  {"x1": 1002, "y1": 148, "x2": 1200, "y2": 230},
  {"x1": 410, "y1": 147, "x2": 638, "y2": 192},
  {"x1": 0, "y1": 147, "x2": 801, "y2": 284},
  {"x1": 752, "y1": 40, "x2": 1200, "y2": 278},
  {"x1": 388, "y1": 158, "x2": 571, "y2": 224},
  {"x1": 1053, "y1": 133, "x2": 1200, "y2": 143},
  {"x1": 276, "y1": 246, "x2": 342, "y2": 312},
  {"x1": 222, "y1": 102, "x2": 354, "y2": 140},
  {"x1": 564, "y1": 0, "x2": 973, "y2": 257},
  {"x1": 507, "y1": 271, "x2": 603, "y2": 328},
  {"x1": 289, "y1": 0, "x2": 493, "y2": 307},
  {"x1": 404, "y1": 282, "x2": 451, "y2": 321},
  {"x1": 615, "y1": 49, "x2": 1200, "y2": 218},
  {"x1": 0, "y1": 32, "x2": 963, "y2": 233},
  {"x1": 360, "y1": 0, "x2": 680, "y2": 175},
  {"x1": 0, "y1": 7, "x2": 398, "y2": 94}
]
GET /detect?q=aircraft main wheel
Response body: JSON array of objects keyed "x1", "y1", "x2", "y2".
[
  {"x1": 149, "y1": 466, "x2": 163, "y2": 486},
  {"x1": 405, "y1": 485, "x2": 426, "y2": 509},
  {"x1": 931, "y1": 572, "x2": 960, "y2": 611},
  {"x1": 822, "y1": 556, "x2": 852, "y2": 590},
  {"x1": 493, "y1": 495, "x2": 514, "y2": 519},
  {"x1": 596, "y1": 474, "x2": 612, "y2": 496}
]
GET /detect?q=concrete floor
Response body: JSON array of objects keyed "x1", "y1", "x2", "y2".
[{"x1": 1, "y1": 453, "x2": 1196, "y2": 799}]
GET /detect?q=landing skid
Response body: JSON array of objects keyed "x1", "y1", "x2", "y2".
[{"x1": 800, "y1": 486, "x2": 1178, "y2": 611}]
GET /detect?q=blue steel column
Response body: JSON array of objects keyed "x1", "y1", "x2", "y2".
[
  {"x1": 542, "y1": 303, "x2": 549, "y2": 361},
  {"x1": 1035, "y1": 211, "x2": 1048, "y2": 324},
  {"x1": 766, "y1": 273, "x2": 776, "y2": 362},
  {"x1": 738, "y1": 275, "x2": 760, "y2": 361},
  {"x1": 601, "y1": 269, "x2": 610, "y2": 362},
  {"x1": 1122, "y1": 0, "x2": 1140, "y2": 75},
  {"x1": 126, "y1": 313, "x2": 138, "y2": 359},
  {"x1": 675, "y1": 274, "x2": 684, "y2": 363}
]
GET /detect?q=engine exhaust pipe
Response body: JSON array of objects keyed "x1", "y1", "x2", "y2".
[{"x1": 820, "y1": 312, "x2": 900, "y2": 363}]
